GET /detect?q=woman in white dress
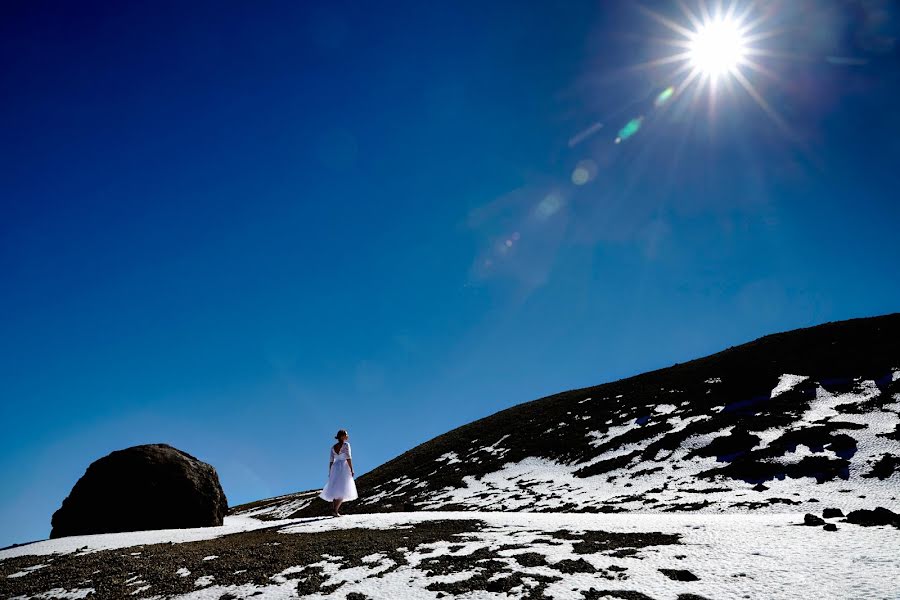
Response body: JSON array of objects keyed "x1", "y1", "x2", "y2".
[{"x1": 319, "y1": 429, "x2": 357, "y2": 516}]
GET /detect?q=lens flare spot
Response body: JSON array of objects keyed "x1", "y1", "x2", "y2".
[
  {"x1": 572, "y1": 167, "x2": 589, "y2": 185},
  {"x1": 571, "y1": 159, "x2": 597, "y2": 185},
  {"x1": 617, "y1": 117, "x2": 643, "y2": 143},
  {"x1": 655, "y1": 86, "x2": 675, "y2": 107},
  {"x1": 535, "y1": 192, "x2": 563, "y2": 219}
]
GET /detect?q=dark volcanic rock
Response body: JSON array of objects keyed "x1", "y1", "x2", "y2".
[
  {"x1": 862, "y1": 454, "x2": 899, "y2": 480},
  {"x1": 803, "y1": 513, "x2": 826, "y2": 526},
  {"x1": 823, "y1": 523, "x2": 838, "y2": 531},
  {"x1": 658, "y1": 568, "x2": 699, "y2": 581},
  {"x1": 50, "y1": 444, "x2": 227, "y2": 538},
  {"x1": 822, "y1": 508, "x2": 844, "y2": 518},
  {"x1": 845, "y1": 507, "x2": 900, "y2": 528},
  {"x1": 583, "y1": 590, "x2": 656, "y2": 600}
]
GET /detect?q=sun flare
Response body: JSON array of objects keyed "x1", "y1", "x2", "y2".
[{"x1": 634, "y1": 1, "x2": 785, "y2": 128}]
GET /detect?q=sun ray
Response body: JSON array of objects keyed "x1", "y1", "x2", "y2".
[
  {"x1": 637, "y1": 4, "x2": 697, "y2": 39},
  {"x1": 696, "y1": 0, "x2": 715, "y2": 25},
  {"x1": 736, "y1": 11, "x2": 771, "y2": 35},
  {"x1": 733, "y1": 1, "x2": 757, "y2": 26},
  {"x1": 627, "y1": 51, "x2": 696, "y2": 71},
  {"x1": 741, "y1": 29, "x2": 786, "y2": 45},
  {"x1": 739, "y1": 57, "x2": 780, "y2": 82},
  {"x1": 731, "y1": 68, "x2": 790, "y2": 133},
  {"x1": 656, "y1": 38, "x2": 699, "y2": 50},
  {"x1": 675, "y1": 0, "x2": 706, "y2": 31},
  {"x1": 742, "y1": 47, "x2": 809, "y2": 61},
  {"x1": 723, "y1": 1, "x2": 739, "y2": 23}
]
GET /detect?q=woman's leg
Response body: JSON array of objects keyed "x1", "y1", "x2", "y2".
[
  {"x1": 334, "y1": 499, "x2": 344, "y2": 516},
  {"x1": 332, "y1": 499, "x2": 340, "y2": 516}
]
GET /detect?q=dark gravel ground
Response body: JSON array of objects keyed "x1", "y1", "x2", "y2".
[{"x1": 0, "y1": 520, "x2": 683, "y2": 599}]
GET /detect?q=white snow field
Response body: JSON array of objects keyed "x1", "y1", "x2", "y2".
[{"x1": 4, "y1": 511, "x2": 900, "y2": 599}]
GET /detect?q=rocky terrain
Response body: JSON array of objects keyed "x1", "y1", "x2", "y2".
[{"x1": 2, "y1": 314, "x2": 899, "y2": 599}]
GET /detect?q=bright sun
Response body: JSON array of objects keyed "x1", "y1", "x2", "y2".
[
  {"x1": 688, "y1": 17, "x2": 747, "y2": 77},
  {"x1": 634, "y1": 1, "x2": 785, "y2": 127}
]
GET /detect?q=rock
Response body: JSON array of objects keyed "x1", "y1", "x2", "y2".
[
  {"x1": 845, "y1": 507, "x2": 900, "y2": 528},
  {"x1": 803, "y1": 513, "x2": 825, "y2": 526},
  {"x1": 823, "y1": 523, "x2": 838, "y2": 531},
  {"x1": 50, "y1": 444, "x2": 227, "y2": 538},
  {"x1": 862, "y1": 454, "x2": 899, "y2": 480},
  {"x1": 659, "y1": 568, "x2": 700, "y2": 581},
  {"x1": 822, "y1": 508, "x2": 844, "y2": 518},
  {"x1": 751, "y1": 483, "x2": 769, "y2": 492}
]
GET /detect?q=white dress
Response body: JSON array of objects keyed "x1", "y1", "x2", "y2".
[{"x1": 319, "y1": 442, "x2": 358, "y2": 501}]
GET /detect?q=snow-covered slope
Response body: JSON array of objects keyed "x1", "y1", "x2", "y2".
[
  {"x1": 3, "y1": 511, "x2": 899, "y2": 599},
  {"x1": 235, "y1": 314, "x2": 900, "y2": 519}
]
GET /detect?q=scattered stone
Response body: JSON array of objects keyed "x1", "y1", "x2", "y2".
[
  {"x1": 751, "y1": 483, "x2": 769, "y2": 492},
  {"x1": 513, "y1": 553, "x2": 547, "y2": 567},
  {"x1": 822, "y1": 508, "x2": 844, "y2": 518},
  {"x1": 803, "y1": 514, "x2": 825, "y2": 526},
  {"x1": 845, "y1": 507, "x2": 900, "y2": 528},
  {"x1": 583, "y1": 589, "x2": 656, "y2": 600},
  {"x1": 862, "y1": 454, "x2": 899, "y2": 480},
  {"x1": 550, "y1": 530, "x2": 680, "y2": 554},
  {"x1": 658, "y1": 568, "x2": 699, "y2": 581},
  {"x1": 823, "y1": 524, "x2": 838, "y2": 532},
  {"x1": 50, "y1": 444, "x2": 227, "y2": 538},
  {"x1": 551, "y1": 558, "x2": 597, "y2": 574}
]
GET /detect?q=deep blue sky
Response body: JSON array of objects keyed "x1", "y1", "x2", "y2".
[{"x1": 2, "y1": 0, "x2": 899, "y2": 546}]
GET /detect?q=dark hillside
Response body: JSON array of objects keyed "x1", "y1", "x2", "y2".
[{"x1": 233, "y1": 313, "x2": 900, "y2": 519}]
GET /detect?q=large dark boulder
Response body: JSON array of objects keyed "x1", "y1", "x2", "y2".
[{"x1": 50, "y1": 444, "x2": 227, "y2": 538}]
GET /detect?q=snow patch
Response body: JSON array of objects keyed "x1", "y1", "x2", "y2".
[
  {"x1": 436, "y1": 451, "x2": 461, "y2": 465},
  {"x1": 771, "y1": 374, "x2": 809, "y2": 398},
  {"x1": 10, "y1": 588, "x2": 94, "y2": 600}
]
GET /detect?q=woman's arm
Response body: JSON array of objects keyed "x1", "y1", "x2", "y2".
[{"x1": 347, "y1": 458, "x2": 354, "y2": 477}]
